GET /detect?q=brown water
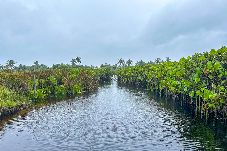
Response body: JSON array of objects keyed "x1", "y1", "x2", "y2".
[{"x1": 0, "y1": 81, "x2": 226, "y2": 151}]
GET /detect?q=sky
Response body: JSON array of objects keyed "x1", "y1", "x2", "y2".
[{"x1": 0, "y1": 0, "x2": 227, "y2": 66}]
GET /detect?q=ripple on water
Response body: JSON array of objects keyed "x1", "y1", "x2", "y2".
[{"x1": 0, "y1": 82, "x2": 225, "y2": 151}]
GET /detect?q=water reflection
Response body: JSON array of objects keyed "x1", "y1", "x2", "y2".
[{"x1": 0, "y1": 81, "x2": 226, "y2": 151}]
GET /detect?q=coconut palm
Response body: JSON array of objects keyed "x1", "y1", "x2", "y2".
[
  {"x1": 117, "y1": 58, "x2": 125, "y2": 67},
  {"x1": 6, "y1": 60, "x2": 16, "y2": 70},
  {"x1": 155, "y1": 58, "x2": 161, "y2": 64},
  {"x1": 71, "y1": 59, "x2": 77, "y2": 67},
  {"x1": 136, "y1": 60, "x2": 145, "y2": 66},
  {"x1": 166, "y1": 57, "x2": 171, "y2": 62},
  {"x1": 126, "y1": 59, "x2": 133, "y2": 66},
  {"x1": 76, "y1": 57, "x2": 82, "y2": 64}
]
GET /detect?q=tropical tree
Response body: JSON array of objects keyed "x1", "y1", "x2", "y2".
[
  {"x1": 116, "y1": 46, "x2": 227, "y2": 120},
  {"x1": 148, "y1": 61, "x2": 155, "y2": 64},
  {"x1": 0, "y1": 64, "x2": 3, "y2": 70},
  {"x1": 76, "y1": 57, "x2": 82, "y2": 65},
  {"x1": 166, "y1": 57, "x2": 171, "y2": 62},
  {"x1": 117, "y1": 58, "x2": 125, "y2": 67},
  {"x1": 136, "y1": 60, "x2": 145, "y2": 66},
  {"x1": 126, "y1": 59, "x2": 133, "y2": 66},
  {"x1": 34, "y1": 61, "x2": 39, "y2": 66},
  {"x1": 155, "y1": 58, "x2": 162, "y2": 64},
  {"x1": 5, "y1": 60, "x2": 16, "y2": 70},
  {"x1": 33, "y1": 61, "x2": 39, "y2": 71},
  {"x1": 71, "y1": 57, "x2": 82, "y2": 67},
  {"x1": 71, "y1": 59, "x2": 77, "y2": 67},
  {"x1": 18, "y1": 64, "x2": 26, "y2": 71}
]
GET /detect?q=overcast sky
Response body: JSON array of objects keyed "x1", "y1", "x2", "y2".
[{"x1": 0, "y1": 0, "x2": 227, "y2": 66}]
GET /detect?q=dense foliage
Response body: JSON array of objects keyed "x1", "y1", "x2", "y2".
[
  {"x1": 117, "y1": 47, "x2": 227, "y2": 119},
  {"x1": 0, "y1": 67, "x2": 112, "y2": 116}
]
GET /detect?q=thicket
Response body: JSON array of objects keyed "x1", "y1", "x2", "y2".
[
  {"x1": 117, "y1": 47, "x2": 227, "y2": 119},
  {"x1": 0, "y1": 67, "x2": 112, "y2": 117}
]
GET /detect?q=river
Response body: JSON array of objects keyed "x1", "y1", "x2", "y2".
[{"x1": 0, "y1": 81, "x2": 226, "y2": 151}]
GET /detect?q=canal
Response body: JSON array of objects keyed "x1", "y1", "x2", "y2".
[{"x1": 0, "y1": 81, "x2": 226, "y2": 151}]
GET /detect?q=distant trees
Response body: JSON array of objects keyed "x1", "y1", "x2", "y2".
[
  {"x1": 117, "y1": 58, "x2": 125, "y2": 67},
  {"x1": 5, "y1": 60, "x2": 16, "y2": 70},
  {"x1": 136, "y1": 60, "x2": 145, "y2": 66},
  {"x1": 100, "y1": 63, "x2": 111, "y2": 68},
  {"x1": 71, "y1": 57, "x2": 82, "y2": 67},
  {"x1": 34, "y1": 61, "x2": 39, "y2": 66},
  {"x1": 126, "y1": 59, "x2": 133, "y2": 66},
  {"x1": 0, "y1": 56, "x2": 172, "y2": 72},
  {"x1": 155, "y1": 58, "x2": 162, "y2": 64},
  {"x1": 166, "y1": 57, "x2": 171, "y2": 62},
  {"x1": 76, "y1": 57, "x2": 81, "y2": 64},
  {"x1": 71, "y1": 59, "x2": 77, "y2": 67},
  {"x1": 18, "y1": 64, "x2": 26, "y2": 71}
]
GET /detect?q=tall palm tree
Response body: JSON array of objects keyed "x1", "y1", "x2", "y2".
[
  {"x1": 33, "y1": 61, "x2": 39, "y2": 70},
  {"x1": 34, "y1": 61, "x2": 39, "y2": 66},
  {"x1": 136, "y1": 60, "x2": 145, "y2": 66},
  {"x1": 126, "y1": 59, "x2": 133, "y2": 66},
  {"x1": 71, "y1": 59, "x2": 77, "y2": 67},
  {"x1": 6, "y1": 60, "x2": 16, "y2": 69},
  {"x1": 117, "y1": 58, "x2": 125, "y2": 67},
  {"x1": 155, "y1": 58, "x2": 161, "y2": 64},
  {"x1": 166, "y1": 57, "x2": 171, "y2": 62},
  {"x1": 76, "y1": 57, "x2": 81, "y2": 64}
]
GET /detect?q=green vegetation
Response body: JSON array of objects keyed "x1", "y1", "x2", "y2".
[
  {"x1": 117, "y1": 47, "x2": 227, "y2": 119},
  {"x1": 0, "y1": 58, "x2": 113, "y2": 118}
]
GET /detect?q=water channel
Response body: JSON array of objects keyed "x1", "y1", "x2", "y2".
[{"x1": 0, "y1": 81, "x2": 226, "y2": 151}]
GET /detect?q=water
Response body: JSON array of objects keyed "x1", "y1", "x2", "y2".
[{"x1": 0, "y1": 81, "x2": 226, "y2": 151}]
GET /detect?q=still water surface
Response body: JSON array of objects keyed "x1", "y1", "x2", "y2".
[{"x1": 0, "y1": 81, "x2": 226, "y2": 151}]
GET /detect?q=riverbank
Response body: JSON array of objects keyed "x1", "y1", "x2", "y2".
[
  {"x1": 0, "y1": 67, "x2": 113, "y2": 120},
  {"x1": 117, "y1": 47, "x2": 227, "y2": 120}
]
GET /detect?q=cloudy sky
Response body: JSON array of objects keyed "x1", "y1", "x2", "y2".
[{"x1": 0, "y1": 0, "x2": 227, "y2": 66}]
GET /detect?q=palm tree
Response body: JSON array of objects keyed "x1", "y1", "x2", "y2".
[
  {"x1": 117, "y1": 58, "x2": 125, "y2": 67},
  {"x1": 18, "y1": 64, "x2": 26, "y2": 71},
  {"x1": 148, "y1": 61, "x2": 155, "y2": 65},
  {"x1": 136, "y1": 60, "x2": 145, "y2": 66},
  {"x1": 34, "y1": 61, "x2": 39, "y2": 66},
  {"x1": 166, "y1": 57, "x2": 171, "y2": 62},
  {"x1": 76, "y1": 57, "x2": 81, "y2": 64},
  {"x1": 71, "y1": 59, "x2": 77, "y2": 67},
  {"x1": 6, "y1": 60, "x2": 16, "y2": 70},
  {"x1": 33, "y1": 61, "x2": 39, "y2": 70},
  {"x1": 126, "y1": 59, "x2": 133, "y2": 66},
  {"x1": 155, "y1": 58, "x2": 161, "y2": 64}
]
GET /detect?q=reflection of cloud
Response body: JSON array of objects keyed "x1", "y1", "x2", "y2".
[{"x1": 0, "y1": 0, "x2": 226, "y2": 65}]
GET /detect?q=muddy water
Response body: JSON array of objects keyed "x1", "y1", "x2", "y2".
[{"x1": 0, "y1": 81, "x2": 226, "y2": 151}]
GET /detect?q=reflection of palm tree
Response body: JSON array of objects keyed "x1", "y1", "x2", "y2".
[{"x1": 126, "y1": 59, "x2": 133, "y2": 66}]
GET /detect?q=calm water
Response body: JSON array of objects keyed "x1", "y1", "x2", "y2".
[{"x1": 0, "y1": 81, "x2": 226, "y2": 151}]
